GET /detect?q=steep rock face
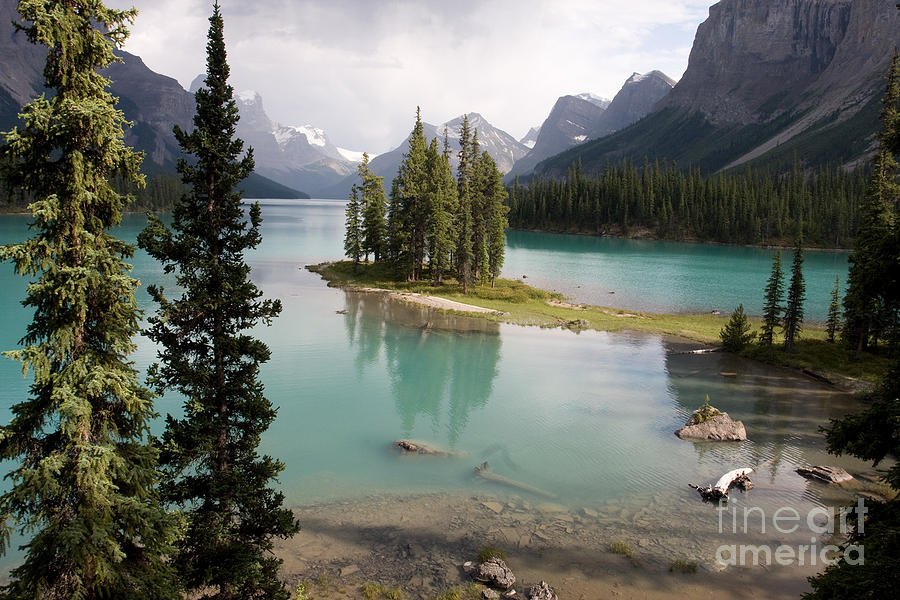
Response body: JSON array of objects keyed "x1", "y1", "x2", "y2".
[
  {"x1": 592, "y1": 71, "x2": 674, "y2": 137},
  {"x1": 106, "y1": 52, "x2": 195, "y2": 169},
  {"x1": 519, "y1": 126, "x2": 541, "y2": 149},
  {"x1": 506, "y1": 95, "x2": 607, "y2": 179},
  {"x1": 538, "y1": 0, "x2": 898, "y2": 176}
]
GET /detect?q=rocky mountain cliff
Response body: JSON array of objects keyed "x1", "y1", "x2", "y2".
[
  {"x1": 320, "y1": 113, "x2": 529, "y2": 199},
  {"x1": 537, "y1": 0, "x2": 898, "y2": 177},
  {"x1": 592, "y1": 71, "x2": 675, "y2": 138},
  {"x1": 507, "y1": 72, "x2": 673, "y2": 181},
  {"x1": 0, "y1": 0, "x2": 305, "y2": 198}
]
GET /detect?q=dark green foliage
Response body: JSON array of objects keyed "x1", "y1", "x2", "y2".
[
  {"x1": 805, "y1": 360, "x2": 900, "y2": 599},
  {"x1": 389, "y1": 107, "x2": 429, "y2": 280},
  {"x1": 507, "y1": 159, "x2": 866, "y2": 247},
  {"x1": 843, "y1": 51, "x2": 900, "y2": 359},
  {"x1": 425, "y1": 136, "x2": 456, "y2": 282},
  {"x1": 826, "y1": 276, "x2": 842, "y2": 343},
  {"x1": 806, "y1": 39, "x2": 900, "y2": 600},
  {"x1": 783, "y1": 239, "x2": 806, "y2": 351},
  {"x1": 719, "y1": 304, "x2": 756, "y2": 352},
  {"x1": 0, "y1": 1, "x2": 180, "y2": 598},
  {"x1": 345, "y1": 184, "x2": 362, "y2": 263},
  {"x1": 137, "y1": 4, "x2": 298, "y2": 599},
  {"x1": 455, "y1": 115, "x2": 476, "y2": 293},
  {"x1": 759, "y1": 251, "x2": 785, "y2": 348},
  {"x1": 359, "y1": 153, "x2": 388, "y2": 262}
]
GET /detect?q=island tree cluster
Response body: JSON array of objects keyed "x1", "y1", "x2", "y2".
[{"x1": 345, "y1": 110, "x2": 509, "y2": 291}]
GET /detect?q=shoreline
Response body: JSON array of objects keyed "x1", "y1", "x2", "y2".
[
  {"x1": 307, "y1": 261, "x2": 885, "y2": 393},
  {"x1": 276, "y1": 490, "x2": 825, "y2": 600}
]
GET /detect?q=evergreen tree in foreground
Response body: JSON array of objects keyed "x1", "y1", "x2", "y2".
[
  {"x1": 759, "y1": 251, "x2": 785, "y2": 348},
  {"x1": 138, "y1": 4, "x2": 298, "y2": 599},
  {"x1": 842, "y1": 50, "x2": 900, "y2": 359},
  {"x1": 782, "y1": 238, "x2": 806, "y2": 351},
  {"x1": 0, "y1": 1, "x2": 180, "y2": 598}
]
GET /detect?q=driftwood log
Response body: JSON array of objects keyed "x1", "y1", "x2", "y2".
[
  {"x1": 474, "y1": 462, "x2": 557, "y2": 499},
  {"x1": 796, "y1": 465, "x2": 854, "y2": 484},
  {"x1": 689, "y1": 467, "x2": 755, "y2": 501},
  {"x1": 393, "y1": 440, "x2": 461, "y2": 457}
]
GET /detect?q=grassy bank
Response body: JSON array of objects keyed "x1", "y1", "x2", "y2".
[{"x1": 308, "y1": 260, "x2": 889, "y2": 390}]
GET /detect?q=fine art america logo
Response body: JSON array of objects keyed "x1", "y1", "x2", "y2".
[{"x1": 715, "y1": 499, "x2": 866, "y2": 566}]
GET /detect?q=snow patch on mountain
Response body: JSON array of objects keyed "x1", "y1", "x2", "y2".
[{"x1": 337, "y1": 147, "x2": 373, "y2": 163}]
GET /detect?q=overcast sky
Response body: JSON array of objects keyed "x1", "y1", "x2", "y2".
[{"x1": 107, "y1": 0, "x2": 714, "y2": 154}]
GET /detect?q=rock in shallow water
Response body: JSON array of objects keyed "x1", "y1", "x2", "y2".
[
  {"x1": 675, "y1": 410, "x2": 746, "y2": 441},
  {"x1": 796, "y1": 465, "x2": 854, "y2": 484},
  {"x1": 474, "y1": 557, "x2": 516, "y2": 590},
  {"x1": 527, "y1": 581, "x2": 558, "y2": 600}
]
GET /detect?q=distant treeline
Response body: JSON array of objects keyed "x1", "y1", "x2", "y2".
[{"x1": 507, "y1": 160, "x2": 868, "y2": 248}]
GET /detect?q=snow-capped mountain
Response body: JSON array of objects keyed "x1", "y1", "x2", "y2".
[
  {"x1": 575, "y1": 93, "x2": 611, "y2": 109},
  {"x1": 519, "y1": 126, "x2": 541, "y2": 149},
  {"x1": 220, "y1": 86, "x2": 359, "y2": 195},
  {"x1": 319, "y1": 112, "x2": 529, "y2": 199}
]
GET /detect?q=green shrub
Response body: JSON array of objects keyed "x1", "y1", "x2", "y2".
[{"x1": 719, "y1": 304, "x2": 756, "y2": 352}]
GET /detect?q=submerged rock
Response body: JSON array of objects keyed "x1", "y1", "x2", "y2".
[
  {"x1": 527, "y1": 581, "x2": 558, "y2": 600},
  {"x1": 474, "y1": 557, "x2": 516, "y2": 590},
  {"x1": 675, "y1": 408, "x2": 746, "y2": 441},
  {"x1": 796, "y1": 465, "x2": 854, "y2": 484}
]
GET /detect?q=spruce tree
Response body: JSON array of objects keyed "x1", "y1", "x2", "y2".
[
  {"x1": 720, "y1": 304, "x2": 756, "y2": 352},
  {"x1": 759, "y1": 251, "x2": 785, "y2": 348},
  {"x1": 843, "y1": 51, "x2": 900, "y2": 359},
  {"x1": 827, "y1": 276, "x2": 842, "y2": 343},
  {"x1": 359, "y1": 153, "x2": 388, "y2": 262},
  {"x1": 345, "y1": 183, "x2": 362, "y2": 264},
  {"x1": 0, "y1": 2, "x2": 180, "y2": 598},
  {"x1": 137, "y1": 4, "x2": 299, "y2": 599},
  {"x1": 782, "y1": 238, "x2": 806, "y2": 351},
  {"x1": 455, "y1": 115, "x2": 476, "y2": 293},
  {"x1": 425, "y1": 138, "x2": 455, "y2": 282},
  {"x1": 388, "y1": 108, "x2": 429, "y2": 280},
  {"x1": 477, "y1": 151, "x2": 509, "y2": 286}
]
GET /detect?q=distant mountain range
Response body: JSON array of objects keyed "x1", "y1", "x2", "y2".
[
  {"x1": 0, "y1": 0, "x2": 307, "y2": 199},
  {"x1": 534, "y1": 0, "x2": 898, "y2": 178},
  {"x1": 2, "y1": 0, "x2": 893, "y2": 202},
  {"x1": 506, "y1": 71, "x2": 674, "y2": 181}
]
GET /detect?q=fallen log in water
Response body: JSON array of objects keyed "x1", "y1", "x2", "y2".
[
  {"x1": 473, "y1": 461, "x2": 557, "y2": 499},
  {"x1": 689, "y1": 467, "x2": 755, "y2": 501},
  {"x1": 393, "y1": 439, "x2": 463, "y2": 457}
]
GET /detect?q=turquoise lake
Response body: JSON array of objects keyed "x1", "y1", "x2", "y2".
[{"x1": 0, "y1": 200, "x2": 869, "y2": 570}]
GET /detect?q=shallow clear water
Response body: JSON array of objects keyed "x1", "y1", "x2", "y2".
[{"x1": 0, "y1": 200, "x2": 870, "y2": 571}]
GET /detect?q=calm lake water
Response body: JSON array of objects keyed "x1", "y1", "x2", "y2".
[{"x1": 0, "y1": 200, "x2": 868, "y2": 572}]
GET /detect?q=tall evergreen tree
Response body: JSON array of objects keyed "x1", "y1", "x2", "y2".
[
  {"x1": 782, "y1": 238, "x2": 806, "y2": 351},
  {"x1": 826, "y1": 275, "x2": 842, "y2": 343},
  {"x1": 359, "y1": 153, "x2": 388, "y2": 262},
  {"x1": 476, "y1": 151, "x2": 509, "y2": 286},
  {"x1": 759, "y1": 251, "x2": 785, "y2": 348},
  {"x1": 388, "y1": 108, "x2": 429, "y2": 280},
  {"x1": 345, "y1": 183, "x2": 362, "y2": 264},
  {"x1": 137, "y1": 4, "x2": 299, "y2": 599},
  {"x1": 0, "y1": 2, "x2": 180, "y2": 598},
  {"x1": 843, "y1": 51, "x2": 900, "y2": 359},
  {"x1": 425, "y1": 138, "x2": 455, "y2": 282},
  {"x1": 455, "y1": 115, "x2": 476, "y2": 293}
]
